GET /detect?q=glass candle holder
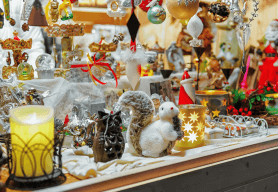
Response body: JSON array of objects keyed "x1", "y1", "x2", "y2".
[
  {"x1": 9, "y1": 105, "x2": 54, "y2": 177},
  {"x1": 195, "y1": 90, "x2": 229, "y2": 117},
  {"x1": 174, "y1": 105, "x2": 206, "y2": 151}
]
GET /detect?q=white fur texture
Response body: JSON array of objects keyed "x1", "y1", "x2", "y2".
[{"x1": 139, "y1": 102, "x2": 180, "y2": 157}]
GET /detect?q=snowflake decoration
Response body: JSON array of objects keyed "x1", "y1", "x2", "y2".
[
  {"x1": 197, "y1": 122, "x2": 204, "y2": 132},
  {"x1": 189, "y1": 112, "x2": 199, "y2": 123},
  {"x1": 182, "y1": 122, "x2": 193, "y2": 133},
  {"x1": 188, "y1": 131, "x2": 198, "y2": 143}
]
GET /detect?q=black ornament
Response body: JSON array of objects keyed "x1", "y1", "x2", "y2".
[{"x1": 127, "y1": 11, "x2": 140, "y2": 42}]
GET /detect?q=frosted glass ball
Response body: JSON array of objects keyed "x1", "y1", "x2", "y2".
[{"x1": 35, "y1": 53, "x2": 55, "y2": 70}]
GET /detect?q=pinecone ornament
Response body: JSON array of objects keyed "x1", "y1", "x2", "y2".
[
  {"x1": 112, "y1": 35, "x2": 119, "y2": 45},
  {"x1": 118, "y1": 33, "x2": 125, "y2": 41}
]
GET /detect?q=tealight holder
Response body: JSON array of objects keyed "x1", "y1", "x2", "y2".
[
  {"x1": 174, "y1": 105, "x2": 206, "y2": 151},
  {"x1": 5, "y1": 106, "x2": 66, "y2": 190},
  {"x1": 195, "y1": 90, "x2": 229, "y2": 117}
]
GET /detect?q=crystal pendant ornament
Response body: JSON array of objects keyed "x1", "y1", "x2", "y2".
[
  {"x1": 140, "y1": 0, "x2": 163, "y2": 12},
  {"x1": 118, "y1": 33, "x2": 125, "y2": 41},
  {"x1": 187, "y1": 8, "x2": 204, "y2": 47},
  {"x1": 112, "y1": 35, "x2": 119, "y2": 45},
  {"x1": 208, "y1": 2, "x2": 230, "y2": 23},
  {"x1": 236, "y1": 25, "x2": 251, "y2": 50},
  {"x1": 147, "y1": 5, "x2": 166, "y2": 24},
  {"x1": 166, "y1": 0, "x2": 199, "y2": 20}
]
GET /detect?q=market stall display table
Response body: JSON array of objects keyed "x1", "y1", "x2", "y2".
[{"x1": 0, "y1": 128, "x2": 272, "y2": 192}]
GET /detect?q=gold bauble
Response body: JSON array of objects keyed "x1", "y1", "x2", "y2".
[{"x1": 166, "y1": 0, "x2": 199, "y2": 20}]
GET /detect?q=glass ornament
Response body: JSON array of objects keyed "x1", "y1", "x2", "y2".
[
  {"x1": 35, "y1": 53, "x2": 55, "y2": 70},
  {"x1": 147, "y1": 5, "x2": 166, "y2": 24}
]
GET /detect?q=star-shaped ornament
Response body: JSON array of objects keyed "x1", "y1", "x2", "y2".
[
  {"x1": 182, "y1": 122, "x2": 193, "y2": 133},
  {"x1": 188, "y1": 131, "x2": 198, "y2": 143},
  {"x1": 189, "y1": 112, "x2": 199, "y2": 123},
  {"x1": 200, "y1": 99, "x2": 209, "y2": 107},
  {"x1": 197, "y1": 122, "x2": 204, "y2": 132},
  {"x1": 222, "y1": 99, "x2": 227, "y2": 106},
  {"x1": 212, "y1": 110, "x2": 220, "y2": 117}
]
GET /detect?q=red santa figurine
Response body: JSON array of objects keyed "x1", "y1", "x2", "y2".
[
  {"x1": 179, "y1": 68, "x2": 196, "y2": 105},
  {"x1": 259, "y1": 19, "x2": 278, "y2": 86}
]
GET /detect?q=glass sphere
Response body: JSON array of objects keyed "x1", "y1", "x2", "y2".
[
  {"x1": 147, "y1": 5, "x2": 166, "y2": 24},
  {"x1": 35, "y1": 53, "x2": 55, "y2": 70},
  {"x1": 17, "y1": 62, "x2": 34, "y2": 80},
  {"x1": 208, "y1": 2, "x2": 230, "y2": 23}
]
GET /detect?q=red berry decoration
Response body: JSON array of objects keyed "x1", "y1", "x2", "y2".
[
  {"x1": 267, "y1": 87, "x2": 271, "y2": 91},
  {"x1": 233, "y1": 109, "x2": 238, "y2": 114},
  {"x1": 258, "y1": 85, "x2": 263, "y2": 90},
  {"x1": 264, "y1": 82, "x2": 269, "y2": 87},
  {"x1": 242, "y1": 112, "x2": 246, "y2": 116},
  {"x1": 239, "y1": 108, "x2": 243, "y2": 113},
  {"x1": 244, "y1": 108, "x2": 248, "y2": 112},
  {"x1": 258, "y1": 90, "x2": 264, "y2": 94},
  {"x1": 247, "y1": 111, "x2": 252, "y2": 116}
]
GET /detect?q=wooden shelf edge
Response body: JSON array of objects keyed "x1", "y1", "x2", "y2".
[{"x1": 35, "y1": 134, "x2": 278, "y2": 192}]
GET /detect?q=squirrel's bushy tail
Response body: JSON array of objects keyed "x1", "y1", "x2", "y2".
[{"x1": 118, "y1": 91, "x2": 155, "y2": 155}]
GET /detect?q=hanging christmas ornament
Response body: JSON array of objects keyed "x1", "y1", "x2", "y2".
[
  {"x1": 147, "y1": 4, "x2": 166, "y2": 24},
  {"x1": 187, "y1": 8, "x2": 204, "y2": 47},
  {"x1": 0, "y1": 8, "x2": 4, "y2": 29},
  {"x1": 107, "y1": 0, "x2": 127, "y2": 17},
  {"x1": 28, "y1": 0, "x2": 48, "y2": 26},
  {"x1": 208, "y1": 2, "x2": 230, "y2": 23},
  {"x1": 166, "y1": 0, "x2": 199, "y2": 20},
  {"x1": 3, "y1": 0, "x2": 15, "y2": 26},
  {"x1": 226, "y1": 0, "x2": 259, "y2": 71},
  {"x1": 121, "y1": 45, "x2": 148, "y2": 90},
  {"x1": 118, "y1": 33, "x2": 125, "y2": 41},
  {"x1": 122, "y1": 0, "x2": 142, "y2": 8},
  {"x1": 127, "y1": 5, "x2": 140, "y2": 52},
  {"x1": 112, "y1": 35, "x2": 119, "y2": 45},
  {"x1": 140, "y1": 0, "x2": 163, "y2": 12}
]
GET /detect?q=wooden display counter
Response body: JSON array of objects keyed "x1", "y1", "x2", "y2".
[{"x1": 27, "y1": 129, "x2": 278, "y2": 192}]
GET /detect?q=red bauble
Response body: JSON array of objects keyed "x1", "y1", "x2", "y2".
[
  {"x1": 267, "y1": 87, "x2": 271, "y2": 91},
  {"x1": 247, "y1": 111, "x2": 252, "y2": 116},
  {"x1": 244, "y1": 108, "x2": 248, "y2": 112},
  {"x1": 139, "y1": 0, "x2": 163, "y2": 12},
  {"x1": 239, "y1": 108, "x2": 243, "y2": 113},
  {"x1": 242, "y1": 112, "x2": 246, "y2": 116}
]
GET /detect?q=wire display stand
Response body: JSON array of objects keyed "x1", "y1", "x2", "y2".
[{"x1": 212, "y1": 115, "x2": 268, "y2": 138}]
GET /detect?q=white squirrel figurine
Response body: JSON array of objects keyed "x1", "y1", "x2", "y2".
[{"x1": 118, "y1": 91, "x2": 184, "y2": 157}]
